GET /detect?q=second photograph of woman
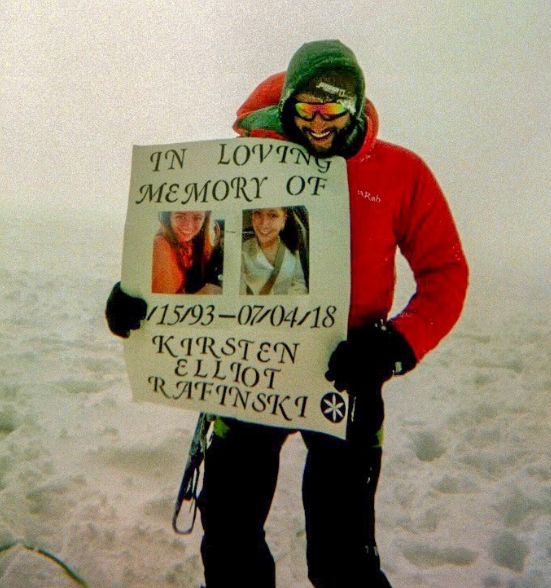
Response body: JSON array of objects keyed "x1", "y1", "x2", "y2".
[{"x1": 240, "y1": 206, "x2": 309, "y2": 296}]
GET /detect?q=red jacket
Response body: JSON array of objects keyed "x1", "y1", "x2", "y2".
[{"x1": 234, "y1": 72, "x2": 468, "y2": 362}]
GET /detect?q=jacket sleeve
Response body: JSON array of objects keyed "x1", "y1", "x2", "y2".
[{"x1": 389, "y1": 158, "x2": 469, "y2": 362}]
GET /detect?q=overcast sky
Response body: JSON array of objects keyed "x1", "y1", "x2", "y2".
[{"x1": 2, "y1": 0, "x2": 550, "y2": 289}]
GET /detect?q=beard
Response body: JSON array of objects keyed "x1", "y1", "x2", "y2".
[
  {"x1": 297, "y1": 124, "x2": 356, "y2": 158},
  {"x1": 286, "y1": 117, "x2": 365, "y2": 159}
]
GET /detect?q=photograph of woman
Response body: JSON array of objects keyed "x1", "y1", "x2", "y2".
[
  {"x1": 240, "y1": 206, "x2": 309, "y2": 295},
  {"x1": 152, "y1": 210, "x2": 223, "y2": 294}
]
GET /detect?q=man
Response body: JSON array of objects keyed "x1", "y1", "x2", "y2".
[{"x1": 106, "y1": 40, "x2": 468, "y2": 588}]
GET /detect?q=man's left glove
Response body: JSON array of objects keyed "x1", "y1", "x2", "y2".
[
  {"x1": 325, "y1": 320, "x2": 417, "y2": 393},
  {"x1": 105, "y1": 282, "x2": 147, "y2": 338}
]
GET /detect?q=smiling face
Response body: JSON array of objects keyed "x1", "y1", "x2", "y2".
[
  {"x1": 251, "y1": 208, "x2": 286, "y2": 249},
  {"x1": 293, "y1": 92, "x2": 352, "y2": 155},
  {"x1": 170, "y1": 211, "x2": 206, "y2": 243}
]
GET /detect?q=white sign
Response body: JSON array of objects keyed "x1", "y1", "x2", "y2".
[{"x1": 121, "y1": 138, "x2": 351, "y2": 438}]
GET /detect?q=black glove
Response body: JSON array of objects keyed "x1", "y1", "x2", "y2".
[
  {"x1": 105, "y1": 282, "x2": 147, "y2": 338},
  {"x1": 325, "y1": 320, "x2": 417, "y2": 393}
]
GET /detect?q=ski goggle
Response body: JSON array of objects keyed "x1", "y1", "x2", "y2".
[{"x1": 294, "y1": 101, "x2": 349, "y2": 121}]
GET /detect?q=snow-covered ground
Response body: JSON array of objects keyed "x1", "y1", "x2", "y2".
[{"x1": 1, "y1": 206, "x2": 550, "y2": 588}]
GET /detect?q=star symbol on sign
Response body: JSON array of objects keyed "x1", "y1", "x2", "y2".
[{"x1": 320, "y1": 392, "x2": 346, "y2": 423}]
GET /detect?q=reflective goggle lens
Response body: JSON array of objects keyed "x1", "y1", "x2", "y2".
[{"x1": 294, "y1": 102, "x2": 348, "y2": 121}]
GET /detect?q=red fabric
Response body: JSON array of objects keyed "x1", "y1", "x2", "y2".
[
  {"x1": 234, "y1": 75, "x2": 468, "y2": 362},
  {"x1": 234, "y1": 72, "x2": 287, "y2": 128}
]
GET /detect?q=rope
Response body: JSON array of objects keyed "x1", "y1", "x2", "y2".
[{"x1": 0, "y1": 542, "x2": 89, "y2": 587}]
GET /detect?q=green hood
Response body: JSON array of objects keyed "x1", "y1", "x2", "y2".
[
  {"x1": 280, "y1": 40, "x2": 365, "y2": 117},
  {"x1": 279, "y1": 40, "x2": 367, "y2": 157}
]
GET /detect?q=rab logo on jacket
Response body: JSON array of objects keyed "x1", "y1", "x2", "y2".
[{"x1": 358, "y1": 190, "x2": 381, "y2": 203}]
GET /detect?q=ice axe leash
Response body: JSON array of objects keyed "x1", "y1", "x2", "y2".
[{"x1": 172, "y1": 413, "x2": 213, "y2": 535}]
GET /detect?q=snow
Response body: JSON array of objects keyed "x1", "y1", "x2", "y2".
[{"x1": 1, "y1": 205, "x2": 550, "y2": 588}]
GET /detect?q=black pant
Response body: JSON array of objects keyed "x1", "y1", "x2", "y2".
[{"x1": 199, "y1": 393, "x2": 392, "y2": 588}]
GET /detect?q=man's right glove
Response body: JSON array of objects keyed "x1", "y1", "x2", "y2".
[
  {"x1": 325, "y1": 319, "x2": 417, "y2": 393},
  {"x1": 105, "y1": 282, "x2": 147, "y2": 338}
]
